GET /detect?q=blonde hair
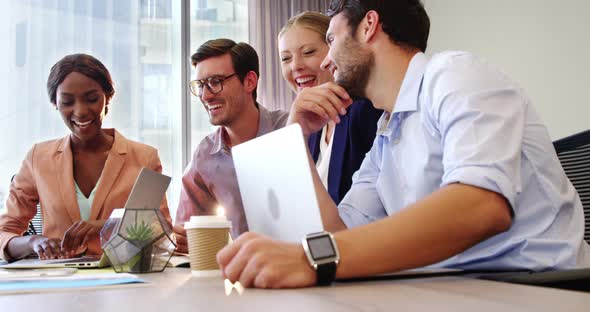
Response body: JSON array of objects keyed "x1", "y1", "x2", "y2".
[{"x1": 278, "y1": 11, "x2": 331, "y2": 40}]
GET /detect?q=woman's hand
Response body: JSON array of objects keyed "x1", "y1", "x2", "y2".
[
  {"x1": 287, "y1": 82, "x2": 352, "y2": 136},
  {"x1": 28, "y1": 235, "x2": 68, "y2": 260},
  {"x1": 61, "y1": 220, "x2": 106, "y2": 256}
]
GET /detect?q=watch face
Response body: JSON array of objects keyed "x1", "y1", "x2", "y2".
[{"x1": 308, "y1": 235, "x2": 336, "y2": 260}]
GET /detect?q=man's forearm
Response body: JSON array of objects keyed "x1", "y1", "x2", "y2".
[{"x1": 333, "y1": 183, "x2": 512, "y2": 278}]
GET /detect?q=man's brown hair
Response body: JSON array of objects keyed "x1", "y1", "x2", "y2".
[{"x1": 191, "y1": 38, "x2": 260, "y2": 102}]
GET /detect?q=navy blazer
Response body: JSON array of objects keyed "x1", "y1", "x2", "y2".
[{"x1": 308, "y1": 98, "x2": 382, "y2": 204}]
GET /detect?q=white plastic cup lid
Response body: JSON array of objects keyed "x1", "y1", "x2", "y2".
[{"x1": 184, "y1": 215, "x2": 232, "y2": 229}]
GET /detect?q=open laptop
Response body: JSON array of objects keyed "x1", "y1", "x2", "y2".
[
  {"x1": 0, "y1": 168, "x2": 171, "y2": 269},
  {"x1": 123, "y1": 167, "x2": 171, "y2": 209},
  {"x1": 233, "y1": 123, "x2": 324, "y2": 243},
  {"x1": 0, "y1": 255, "x2": 110, "y2": 269}
]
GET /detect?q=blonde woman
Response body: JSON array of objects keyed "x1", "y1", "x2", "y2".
[{"x1": 278, "y1": 12, "x2": 382, "y2": 203}]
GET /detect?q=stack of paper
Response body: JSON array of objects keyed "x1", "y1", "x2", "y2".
[{"x1": 0, "y1": 268, "x2": 145, "y2": 294}]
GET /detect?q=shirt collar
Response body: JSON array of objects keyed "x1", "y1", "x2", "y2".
[
  {"x1": 56, "y1": 128, "x2": 128, "y2": 155},
  {"x1": 377, "y1": 52, "x2": 428, "y2": 133},
  {"x1": 209, "y1": 103, "x2": 269, "y2": 155},
  {"x1": 210, "y1": 127, "x2": 226, "y2": 155},
  {"x1": 392, "y1": 52, "x2": 428, "y2": 114}
]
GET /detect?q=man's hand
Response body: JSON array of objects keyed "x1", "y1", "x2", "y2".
[
  {"x1": 173, "y1": 224, "x2": 188, "y2": 254},
  {"x1": 61, "y1": 220, "x2": 105, "y2": 257},
  {"x1": 29, "y1": 235, "x2": 68, "y2": 259},
  {"x1": 287, "y1": 82, "x2": 353, "y2": 136},
  {"x1": 217, "y1": 232, "x2": 316, "y2": 289}
]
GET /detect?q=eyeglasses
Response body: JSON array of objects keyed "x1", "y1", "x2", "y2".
[{"x1": 189, "y1": 73, "x2": 238, "y2": 97}]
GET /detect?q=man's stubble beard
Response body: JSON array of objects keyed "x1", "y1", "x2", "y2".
[{"x1": 334, "y1": 37, "x2": 374, "y2": 99}]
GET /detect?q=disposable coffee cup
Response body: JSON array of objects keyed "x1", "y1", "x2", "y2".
[{"x1": 185, "y1": 215, "x2": 231, "y2": 277}]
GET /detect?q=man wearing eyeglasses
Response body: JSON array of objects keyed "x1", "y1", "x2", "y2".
[{"x1": 174, "y1": 39, "x2": 288, "y2": 253}]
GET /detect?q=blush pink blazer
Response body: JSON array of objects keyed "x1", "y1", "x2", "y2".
[{"x1": 0, "y1": 129, "x2": 172, "y2": 261}]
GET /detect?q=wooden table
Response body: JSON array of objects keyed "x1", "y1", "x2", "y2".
[{"x1": 0, "y1": 268, "x2": 588, "y2": 311}]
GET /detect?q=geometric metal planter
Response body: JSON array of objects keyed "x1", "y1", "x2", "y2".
[{"x1": 101, "y1": 208, "x2": 176, "y2": 273}]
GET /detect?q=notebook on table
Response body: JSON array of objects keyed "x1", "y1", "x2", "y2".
[{"x1": 0, "y1": 167, "x2": 171, "y2": 269}]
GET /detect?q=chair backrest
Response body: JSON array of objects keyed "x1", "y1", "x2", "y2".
[
  {"x1": 25, "y1": 205, "x2": 43, "y2": 235},
  {"x1": 553, "y1": 130, "x2": 590, "y2": 243}
]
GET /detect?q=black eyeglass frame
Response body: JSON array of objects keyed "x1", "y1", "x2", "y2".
[{"x1": 189, "y1": 73, "x2": 238, "y2": 97}]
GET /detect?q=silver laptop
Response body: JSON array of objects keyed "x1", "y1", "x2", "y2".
[
  {"x1": 0, "y1": 255, "x2": 110, "y2": 269},
  {"x1": 233, "y1": 123, "x2": 324, "y2": 243},
  {"x1": 124, "y1": 167, "x2": 171, "y2": 209},
  {"x1": 0, "y1": 168, "x2": 171, "y2": 269}
]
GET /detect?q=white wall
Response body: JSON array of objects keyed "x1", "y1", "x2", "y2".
[{"x1": 423, "y1": 0, "x2": 590, "y2": 140}]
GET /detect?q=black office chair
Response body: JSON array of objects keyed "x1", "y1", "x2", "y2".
[
  {"x1": 25, "y1": 205, "x2": 43, "y2": 236},
  {"x1": 553, "y1": 129, "x2": 590, "y2": 243},
  {"x1": 10, "y1": 174, "x2": 42, "y2": 236}
]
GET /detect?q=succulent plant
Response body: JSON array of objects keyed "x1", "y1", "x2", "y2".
[{"x1": 126, "y1": 220, "x2": 154, "y2": 242}]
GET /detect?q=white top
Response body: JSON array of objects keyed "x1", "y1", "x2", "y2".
[
  {"x1": 315, "y1": 125, "x2": 334, "y2": 189},
  {"x1": 74, "y1": 178, "x2": 100, "y2": 221}
]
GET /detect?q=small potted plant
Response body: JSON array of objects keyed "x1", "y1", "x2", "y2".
[
  {"x1": 101, "y1": 208, "x2": 175, "y2": 273},
  {"x1": 125, "y1": 220, "x2": 156, "y2": 272}
]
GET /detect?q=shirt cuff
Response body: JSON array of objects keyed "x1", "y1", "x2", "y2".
[{"x1": 442, "y1": 166, "x2": 517, "y2": 212}]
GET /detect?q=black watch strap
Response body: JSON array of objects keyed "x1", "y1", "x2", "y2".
[{"x1": 316, "y1": 262, "x2": 337, "y2": 286}]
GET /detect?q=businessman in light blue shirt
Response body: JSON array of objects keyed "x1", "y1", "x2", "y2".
[{"x1": 217, "y1": 0, "x2": 590, "y2": 288}]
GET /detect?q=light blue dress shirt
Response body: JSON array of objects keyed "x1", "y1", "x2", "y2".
[{"x1": 339, "y1": 51, "x2": 590, "y2": 270}]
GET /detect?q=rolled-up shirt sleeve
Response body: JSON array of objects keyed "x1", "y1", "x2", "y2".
[
  {"x1": 338, "y1": 139, "x2": 387, "y2": 228},
  {"x1": 426, "y1": 55, "x2": 526, "y2": 211}
]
